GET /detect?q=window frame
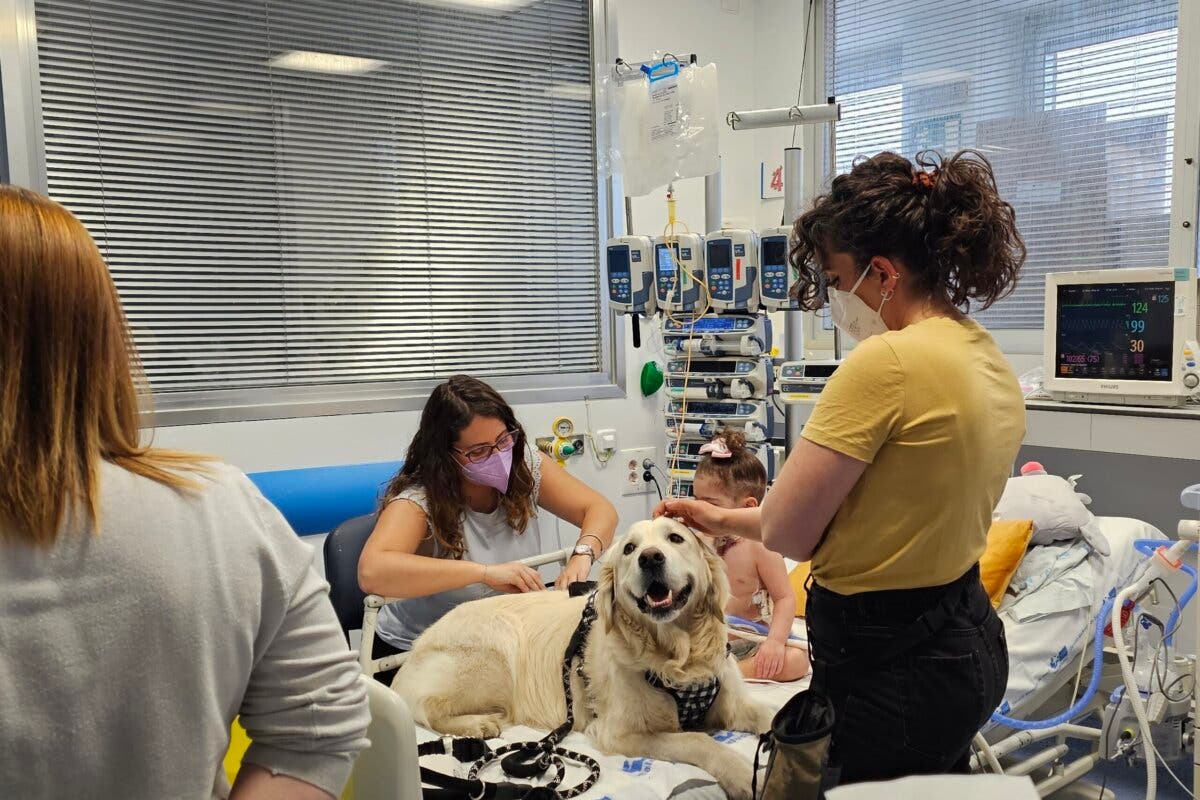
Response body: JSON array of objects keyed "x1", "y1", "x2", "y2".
[
  {"x1": 810, "y1": 0, "x2": 1200, "y2": 356},
  {"x1": 0, "y1": 0, "x2": 627, "y2": 426}
]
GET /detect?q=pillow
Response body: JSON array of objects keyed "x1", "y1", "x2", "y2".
[
  {"x1": 788, "y1": 561, "x2": 811, "y2": 617},
  {"x1": 980, "y1": 519, "x2": 1035, "y2": 608},
  {"x1": 992, "y1": 473, "x2": 1111, "y2": 556}
]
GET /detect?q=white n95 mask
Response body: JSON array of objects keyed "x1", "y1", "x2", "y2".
[{"x1": 828, "y1": 265, "x2": 889, "y2": 341}]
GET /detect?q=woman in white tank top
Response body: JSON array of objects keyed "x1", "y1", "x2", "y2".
[{"x1": 358, "y1": 375, "x2": 618, "y2": 671}]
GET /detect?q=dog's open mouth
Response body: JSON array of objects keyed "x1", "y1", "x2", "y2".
[{"x1": 634, "y1": 580, "x2": 693, "y2": 617}]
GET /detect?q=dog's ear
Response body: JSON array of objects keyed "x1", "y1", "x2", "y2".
[
  {"x1": 698, "y1": 534, "x2": 732, "y2": 631},
  {"x1": 596, "y1": 549, "x2": 619, "y2": 634}
]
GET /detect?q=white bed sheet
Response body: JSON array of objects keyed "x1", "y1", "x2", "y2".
[
  {"x1": 988, "y1": 516, "x2": 1165, "y2": 730},
  {"x1": 414, "y1": 624, "x2": 810, "y2": 800}
]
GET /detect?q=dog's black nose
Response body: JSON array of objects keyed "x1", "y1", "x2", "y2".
[{"x1": 638, "y1": 547, "x2": 665, "y2": 570}]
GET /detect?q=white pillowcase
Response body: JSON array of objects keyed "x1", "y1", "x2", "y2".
[{"x1": 992, "y1": 473, "x2": 1111, "y2": 556}]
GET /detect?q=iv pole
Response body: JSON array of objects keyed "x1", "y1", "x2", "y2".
[{"x1": 725, "y1": 99, "x2": 841, "y2": 453}]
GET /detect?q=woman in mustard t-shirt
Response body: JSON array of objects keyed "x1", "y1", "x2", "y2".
[{"x1": 657, "y1": 150, "x2": 1027, "y2": 785}]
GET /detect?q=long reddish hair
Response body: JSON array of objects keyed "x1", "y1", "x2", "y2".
[{"x1": 0, "y1": 185, "x2": 210, "y2": 546}]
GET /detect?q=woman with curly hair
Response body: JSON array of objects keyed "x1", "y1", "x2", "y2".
[{"x1": 657, "y1": 150, "x2": 1027, "y2": 784}]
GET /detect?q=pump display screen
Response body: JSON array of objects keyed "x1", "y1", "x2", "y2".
[
  {"x1": 607, "y1": 247, "x2": 630, "y2": 277},
  {"x1": 762, "y1": 239, "x2": 786, "y2": 267},
  {"x1": 708, "y1": 241, "x2": 732, "y2": 274},
  {"x1": 656, "y1": 243, "x2": 679, "y2": 274},
  {"x1": 1055, "y1": 281, "x2": 1175, "y2": 381}
]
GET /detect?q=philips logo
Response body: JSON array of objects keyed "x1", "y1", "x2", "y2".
[{"x1": 1100, "y1": 384, "x2": 1119, "y2": 389}]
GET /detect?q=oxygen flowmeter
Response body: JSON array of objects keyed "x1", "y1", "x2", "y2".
[
  {"x1": 653, "y1": 233, "x2": 706, "y2": 313},
  {"x1": 705, "y1": 229, "x2": 760, "y2": 313},
  {"x1": 606, "y1": 236, "x2": 656, "y2": 315},
  {"x1": 759, "y1": 226, "x2": 795, "y2": 311}
]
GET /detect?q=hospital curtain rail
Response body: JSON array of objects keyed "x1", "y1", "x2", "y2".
[
  {"x1": 824, "y1": 0, "x2": 1179, "y2": 330},
  {"x1": 30, "y1": 0, "x2": 603, "y2": 415}
]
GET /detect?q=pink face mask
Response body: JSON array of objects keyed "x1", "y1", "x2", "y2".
[{"x1": 460, "y1": 446, "x2": 514, "y2": 494}]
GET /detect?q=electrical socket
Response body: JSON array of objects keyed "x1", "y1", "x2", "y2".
[{"x1": 620, "y1": 447, "x2": 657, "y2": 496}]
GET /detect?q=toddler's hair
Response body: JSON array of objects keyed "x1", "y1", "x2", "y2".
[{"x1": 693, "y1": 429, "x2": 767, "y2": 503}]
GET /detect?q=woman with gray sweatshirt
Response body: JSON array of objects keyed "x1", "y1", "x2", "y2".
[{"x1": 0, "y1": 185, "x2": 370, "y2": 799}]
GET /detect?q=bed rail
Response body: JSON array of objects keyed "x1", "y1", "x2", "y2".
[{"x1": 359, "y1": 546, "x2": 576, "y2": 677}]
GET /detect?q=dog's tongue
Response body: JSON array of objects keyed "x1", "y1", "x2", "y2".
[{"x1": 645, "y1": 586, "x2": 674, "y2": 609}]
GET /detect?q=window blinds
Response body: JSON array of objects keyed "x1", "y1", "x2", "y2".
[
  {"x1": 825, "y1": 0, "x2": 1178, "y2": 329},
  {"x1": 34, "y1": 0, "x2": 601, "y2": 394}
]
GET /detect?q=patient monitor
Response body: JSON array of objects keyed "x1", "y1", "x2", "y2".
[{"x1": 1043, "y1": 267, "x2": 1199, "y2": 406}]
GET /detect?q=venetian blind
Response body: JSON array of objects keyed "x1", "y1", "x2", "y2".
[
  {"x1": 34, "y1": 0, "x2": 601, "y2": 394},
  {"x1": 826, "y1": 0, "x2": 1178, "y2": 328}
]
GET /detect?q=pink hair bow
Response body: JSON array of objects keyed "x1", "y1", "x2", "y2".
[{"x1": 699, "y1": 438, "x2": 732, "y2": 459}]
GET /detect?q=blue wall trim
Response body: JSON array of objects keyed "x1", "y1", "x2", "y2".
[{"x1": 247, "y1": 461, "x2": 402, "y2": 536}]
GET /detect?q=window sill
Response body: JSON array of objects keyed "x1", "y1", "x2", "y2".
[{"x1": 146, "y1": 373, "x2": 625, "y2": 427}]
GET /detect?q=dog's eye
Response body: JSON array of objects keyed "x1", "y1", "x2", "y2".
[
  {"x1": 668, "y1": 533, "x2": 685, "y2": 544},
  {"x1": 623, "y1": 542, "x2": 636, "y2": 556}
]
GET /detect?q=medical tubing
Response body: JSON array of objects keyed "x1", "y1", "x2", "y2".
[
  {"x1": 988, "y1": 594, "x2": 1114, "y2": 730},
  {"x1": 1112, "y1": 582, "x2": 1157, "y2": 800},
  {"x1": 1133, "y1": 539, "x2": 1198, "y2": 646}
]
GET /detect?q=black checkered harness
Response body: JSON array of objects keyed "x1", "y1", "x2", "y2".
[
  {"x1": 643, "y1": 669, "x2": 722, "y2": 731},
  {"x1": 416, "y1": 584, "x2": 602, "y2": 800}
]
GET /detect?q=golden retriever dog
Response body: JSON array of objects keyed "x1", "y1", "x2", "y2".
[{"x1": 392, "y1": 516, "x2": 774, "y2": 799}]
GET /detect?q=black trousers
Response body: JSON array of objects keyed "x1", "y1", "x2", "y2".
[{"x1": 806, "y1": 565, "x2": 1009, "y2": 785}]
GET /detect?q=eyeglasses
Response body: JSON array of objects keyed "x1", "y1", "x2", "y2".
[{"x1": 454, "y1": 430, "x2": 518, "y2": 463}]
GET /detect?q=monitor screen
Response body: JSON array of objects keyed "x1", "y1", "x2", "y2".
[
  {"x1": 656, "y1": 243, "x2": 679, "y2": 275},
  {"x1": 707, "y1": 240, "x2": 732, "y2": 272},
  {"x1": 1055, "y1": 281, "x2": 1175, "y2": 382},
  {"x1": 762, "y1": 239, "x2": 787, "y2": 268},
  {"x1": 607, "y1": 246, "x2": 630, "y2": 277}
]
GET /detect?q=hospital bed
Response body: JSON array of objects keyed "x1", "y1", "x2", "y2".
[{"x1": 343, "y1": 517, "x2": 1177, "y2": 799}]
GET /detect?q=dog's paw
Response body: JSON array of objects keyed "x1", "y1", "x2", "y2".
[
  {"x1": 754, "y1": 703, "x2": 775, "y2": 735},
  {"x1": 709, "y1": 755, "x2": 755, "y2": 800},
  {"x1": 726, "y1": 701, "x2": 775, "y2": 735}
]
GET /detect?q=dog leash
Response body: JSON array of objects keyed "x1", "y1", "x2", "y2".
[{"x1": 416, "y1": 583, "x2": 602, "y2": 800}]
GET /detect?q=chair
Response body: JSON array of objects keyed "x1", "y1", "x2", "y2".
[
  {"x1": 352, "y1": 675, "x2": 423, "y2": 800},
  {"x1": 323, "y1": 513, "x2": 378, "y2": 645}
]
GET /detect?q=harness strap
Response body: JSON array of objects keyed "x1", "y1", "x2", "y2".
[{"x1": 417, "y1": 592, "x2": 602, "y2": 800}]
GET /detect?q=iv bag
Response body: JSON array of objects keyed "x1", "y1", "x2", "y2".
[{"x1": 600, "y1": 60, "x2": 721, "y2": 198}]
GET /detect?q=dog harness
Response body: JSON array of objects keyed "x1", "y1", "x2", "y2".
[{"x1": 644, "y1": 671, "x2": 722, "y2": 731}]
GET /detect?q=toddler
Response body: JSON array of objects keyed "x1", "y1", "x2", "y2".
[{"x1": 693, "y1": 431, "x2": 810, "y2": 682}]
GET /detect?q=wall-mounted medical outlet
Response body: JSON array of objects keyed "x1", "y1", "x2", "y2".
[
  {"x1": 536, "y1": 436, "x2": 585, "y2": 465},
  {"x1": 620, "y1": 447, "x2": 657, "y2": 496}
]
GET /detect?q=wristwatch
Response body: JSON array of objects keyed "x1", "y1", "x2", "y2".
[{"x1": 573, "y1": 542, "x2": 598, "y2": 562}]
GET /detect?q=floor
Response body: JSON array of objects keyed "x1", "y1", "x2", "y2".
[{"x1": 1017, "y1": 732, "x2": 1193, "y2": 799}]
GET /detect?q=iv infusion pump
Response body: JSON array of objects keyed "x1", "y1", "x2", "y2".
[
  {"x1": 654, "y1": 233, "x2": 706, "y2": 313},
  {"x1": 605, "y1": 235, "x2": 656, "y2": 315},
  {"x1": 705, "y1": 229, "x2": 760, "y2": 313},
  {"x1": 759, "y1": 226, "x2": 795, "y2": 312},
  {"x1": 1043, "y1": 267, "x2": 1199, "y2": 407}
]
